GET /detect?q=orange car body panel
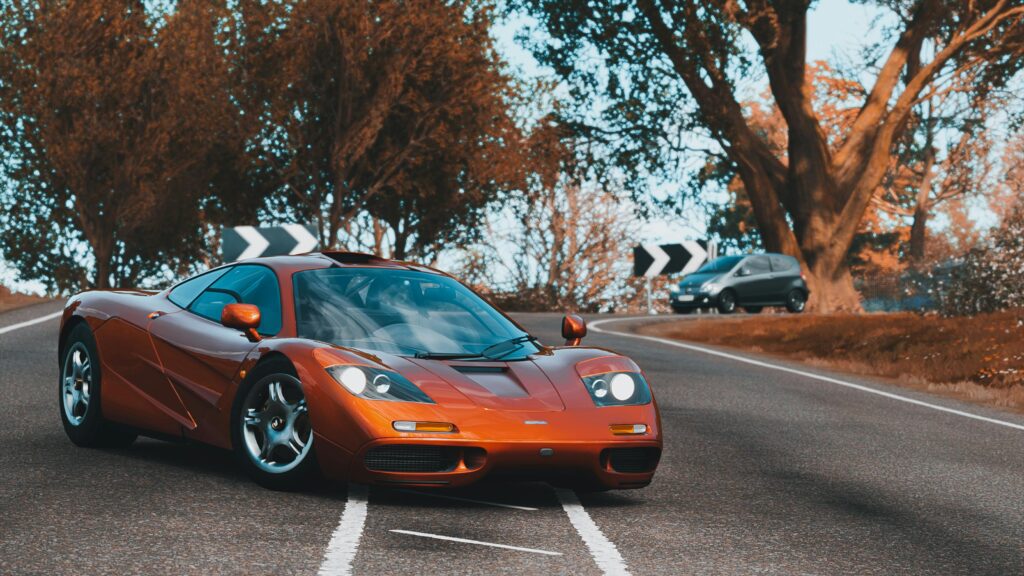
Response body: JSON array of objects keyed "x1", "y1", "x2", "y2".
[{"x1": 59, "y1": 254, "x2": 663, "y2": 489}]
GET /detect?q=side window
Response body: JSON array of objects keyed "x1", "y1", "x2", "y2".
[
  {"x1": 189, "y1": 265, "x2": 282, "y2": 335},
  {"x1": 769, "y1": 256, "x2": 793, "y2": 272},
  {"x1": 746, "y1": 256, "x2": 771, "y2": 275},
  {"x1": 167, "y1": 268, "x2": 230, "y2": 309}
]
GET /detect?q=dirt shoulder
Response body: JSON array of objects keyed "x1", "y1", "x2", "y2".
[
  {"x1": 638, "y1": 311, "x2": 1024, "y2": 413},
  {"x1": 0, "y1": 286, "x2": 51, "y2": 314}
]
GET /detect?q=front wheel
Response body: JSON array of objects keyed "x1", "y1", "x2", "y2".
[
  {"x1": 786, "y1": 290, "x2": 807, "y2": 313},
  {"x1": 716, "y1": 290, "x2": 737, "y2": 314},
  {"x1": 59, "y1": 323, "x2": 136, "y2": 448},
  {"x1": 231, "y1": 358, "x2": 318, "y2": 491}
]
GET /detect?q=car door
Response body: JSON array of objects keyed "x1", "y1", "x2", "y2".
[
  {"x1": 768, "y1": 255, "x2": 797, "y2": 300},
  {"x1": 732, "y1": 255, "x2": 773, "y2": 303},
  {"x1": 148, "y1": 264, "x2": 283, "y2": 446}
]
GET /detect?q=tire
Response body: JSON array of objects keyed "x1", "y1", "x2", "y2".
[
  {"x1": 786, "y1": 289, "x2": 807, "y2": 313},
  {"x1": 743, "y1": 306, "x2": 763, "y2": 314},
  {"x1": 231, "y1": 357, "x2": 318, "y2": 491},
  {"x1": 59, "y1": 323, "x2": 137, "y2": 448},
  {"x1": 716, "y1": 290, "x2": 737, "y2": 314}
]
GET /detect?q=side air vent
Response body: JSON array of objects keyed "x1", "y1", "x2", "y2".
[
  {"x1": 603, "y1": 448, "x2": 661, "y2": 473},
  {"x1": 364, "y1": 445, "x2": 459, "y2": 473}
]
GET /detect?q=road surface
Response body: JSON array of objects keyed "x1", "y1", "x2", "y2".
[{"x1": 1, "y1": 304, "x2": 1022, "y2": 575}]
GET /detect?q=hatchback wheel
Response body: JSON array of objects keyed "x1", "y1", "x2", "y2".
[
  {"x1": 716, "y1": 290, "x2": 737, "y2": 314},
  {"x1": 232, "y1": 358, "x2": 317, "y2": 490},
  {"x1": 786, "y1": 290, "x2": 807, "y2": 313}
]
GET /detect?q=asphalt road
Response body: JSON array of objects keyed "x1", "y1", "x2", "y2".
[{"x1": 2, "y1": 304, "x2": 1023, "y2": 575}]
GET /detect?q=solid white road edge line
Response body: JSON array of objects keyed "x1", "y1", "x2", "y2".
[
  {"x1": 590, "y1": 317, "x2": 1024, "y2": 433},
  {"x1": 318, "y1": 483, "x2": 369, "y2": 576},
  {"x1": 394, "y1": 489, "x2": 539, "y2": 511},
  {"x1": 556, "y1": 489, "x2": 632, "y2": 575},
  {"x1": 0, "y1": 311, "x2": 63, "y2": 336},
  {"x1": 389, "y1": 529, "x2": 562, "y2": 556}
]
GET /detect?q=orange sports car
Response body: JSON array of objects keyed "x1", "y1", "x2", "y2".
[{"x1": 58, "y1": 252, "x2": 662, "y2": 490}]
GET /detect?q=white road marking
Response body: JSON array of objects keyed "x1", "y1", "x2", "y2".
[
  {"x1": 0, "y1": 310, "x2": 63, "y2": 336},
  {"x1": 394, "y1": 489, "x2": 539, "y2": 511},
  {"x1": 590, "y1": 317, "x2": 1024, "y2": 433},
  {"x1": 556, "y1": 489, "x2": 631, "y2": 575},
  {"x1": 318, "y1": 483, "x2": 369, "y2": 576},
  {"x1": 389, "y1": 529, "x2": 562, "y2": 556}
]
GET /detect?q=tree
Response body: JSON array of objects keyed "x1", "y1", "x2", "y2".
[
  {"x1": 460, "y1": 119, "x2": 637, "y2": 312},
  {"x1": 0, "y1": 0, "x2": 242, "y2": 290},
  {"x1": 237, "y1": 0, "x2": 524, "y2": 258},
  {"x1": 517, "y1": 0, "x2": 1024, "y2": 311}
]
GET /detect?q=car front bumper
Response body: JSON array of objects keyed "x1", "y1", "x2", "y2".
[
  {"x1": 314, "y1": 434, "x2": 661, "y2": 489},
  {"x1": 670, "y1": 292, "x2": 714, "y2": 309}
]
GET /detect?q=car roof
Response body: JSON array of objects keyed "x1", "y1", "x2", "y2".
[{"x1": 234, "y1": 251, "x2": 447, "y2": 276}]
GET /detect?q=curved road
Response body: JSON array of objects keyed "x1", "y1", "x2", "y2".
[{"x1": 1, "y1": 304, "x2": 1022, "y2": 575}]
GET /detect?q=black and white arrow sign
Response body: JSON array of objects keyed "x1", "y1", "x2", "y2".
[
  {"x1": 222, "y1": 224, "x2": 319, "y2": 263},
  {"x1": 633, "y1": 241, "x2": 709, "y2": 277}
]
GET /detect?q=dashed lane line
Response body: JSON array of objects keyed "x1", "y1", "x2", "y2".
[
  {"x1": 318, "y1": 483, "x2": 369, "y2": 576},
  {"x1": 389, "y1": 529, "x2": 562, "y2": 556}
]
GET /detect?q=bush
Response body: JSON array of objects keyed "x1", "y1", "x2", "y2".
[{"x1": 940, "y1": 203, "x2": 1024, "y2": 315}]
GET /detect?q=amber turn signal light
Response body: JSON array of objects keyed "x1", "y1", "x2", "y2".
[
  {"x1": 393, "y1": 421, "x2": 457, "y2": 433},
  {"x1": 610, "y1": 424, "x2": 647, "y2": 435}
]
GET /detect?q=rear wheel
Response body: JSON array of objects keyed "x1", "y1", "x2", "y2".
[
  {"x1": 786, "y1": 290, "x2": 807, "y2": 313},
  {"x1": 716, "y1": 290, "x2": 737, "y2": 314},
  {"x1": 59, "y1": 323, "x2": 136, "y2": 448},
  {"x1": 231, "y1": 358, "x2": 317, "y2": 490}
]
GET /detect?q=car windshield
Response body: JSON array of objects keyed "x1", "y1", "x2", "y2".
[
  {"x1": 293, "y1": 267, "x2": 540, "y2": 360},
  {"x1": 696, "y1": 255, "x2": 743, "y2": 274}
]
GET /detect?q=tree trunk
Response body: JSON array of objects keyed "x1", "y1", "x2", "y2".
[
  {"x1": 92, "y1": 235, "x2": 113, "y2": 289},
  {"x1": 909, "y1": 203, "x2": 929, "y2": 264},
  {"x1": 909, "y1": 148, "x2": 936, "y2": 265}
]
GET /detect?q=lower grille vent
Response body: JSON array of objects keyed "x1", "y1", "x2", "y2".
[
  {"x1": 606, "y1": 448, "x2": 660, "y2": 473},
  {"x1": 364, "y1": 445, "x2": 459, "y2": 473}
]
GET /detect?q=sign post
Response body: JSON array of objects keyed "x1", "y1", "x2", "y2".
[{"x1": 633, "y1": 241, "x2": 713, "y2": 314}]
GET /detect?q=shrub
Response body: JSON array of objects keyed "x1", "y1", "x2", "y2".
[{"x1": 940, "y1": 203, "x2": 1024, "y2": 315}]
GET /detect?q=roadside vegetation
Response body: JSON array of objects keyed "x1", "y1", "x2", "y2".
[
  {"x1": 0, "y1": 285, "x2": 48, "y2": 314},
  {"x1": 641, "y1": 312, "x2": 1024, "y2": 411}
]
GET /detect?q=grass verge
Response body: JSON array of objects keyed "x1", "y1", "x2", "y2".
[
  {"x1": 639, "y1": 311, "x2": 1024, "y2": 412},
  {"x1": 0, "y1": 285, "x2": 50, "y2": 314}
]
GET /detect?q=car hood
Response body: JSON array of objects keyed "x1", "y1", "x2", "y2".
[
  {"x1": 365, "y1": 352, "x2": 567, "y2": 412},
  {"x1": 678, "y1": 272, "x2": 721, "y2": 287}
]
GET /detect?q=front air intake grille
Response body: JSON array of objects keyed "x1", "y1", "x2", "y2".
[
  {"x1": 606, "y1": 448, "x2": 661, "y2": 473},
  {"x1": 364, "y1": 445, "x2": 459, "y2": 473}
]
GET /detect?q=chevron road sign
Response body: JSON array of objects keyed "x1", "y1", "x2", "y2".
[
  {"x1": 222, "y1": 224, "x2": 319, "y2": 263},
  {"x1": 633, "y1": 241, "x2": 711, "y2": 278}
]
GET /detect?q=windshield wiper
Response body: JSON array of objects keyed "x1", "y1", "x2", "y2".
[
  {"x1": 480, "y1": 335, "x2": 538, "y2": 359},
  {"x1": 414, "y1": 351, "x2": 485, "y2": 360}
]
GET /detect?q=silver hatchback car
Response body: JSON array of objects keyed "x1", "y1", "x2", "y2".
[{"x1": 669, "y1": 253, "x2": 809, "y2": 314}]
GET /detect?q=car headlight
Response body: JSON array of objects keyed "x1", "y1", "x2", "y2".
[
  {"x1": 701, "y1": 282, "x2": 720, "y2": 293},
  {"x1": 581, "y1": 371, "x2": 652, "y2": 406},
  {"x1": 326, "y1": 365, "x2": 435, "y2": 403}
]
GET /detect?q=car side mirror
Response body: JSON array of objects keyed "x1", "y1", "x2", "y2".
[
  {"x1": 736, "y1": 267, "x2": 751, "y2": 277},
  {"x1": 222, "y1": 303, "x2": 262, "y2": 342},
  {"x1": 561, "y1": 314, "x2": 587, "y2": 346}
]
